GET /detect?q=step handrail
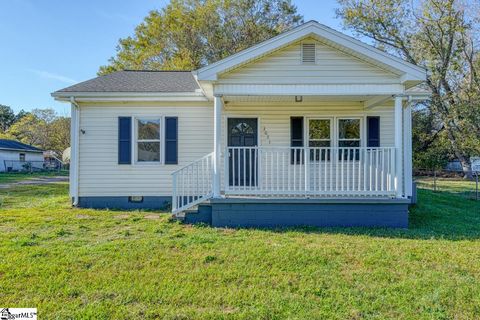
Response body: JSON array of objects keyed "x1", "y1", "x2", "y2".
[{"x1": 172, "y1": 152, "x2": 214, "y2": 214}]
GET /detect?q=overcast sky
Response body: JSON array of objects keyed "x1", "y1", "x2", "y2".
[{"x1": 0, "y1": 0, "x2": 343, "y2": 115}]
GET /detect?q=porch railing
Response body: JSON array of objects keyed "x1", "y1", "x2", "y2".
[
  {"x1": 224, "y1": 146, "x2": 397, "y2": 197},
  {"x1": 172, "y1": 152, "x2": 214, "y2": 214}
]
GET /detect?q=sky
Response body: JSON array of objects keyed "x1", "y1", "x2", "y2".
[{"x1": 0, "y1": 0, "x2": 344, "y2": 115}]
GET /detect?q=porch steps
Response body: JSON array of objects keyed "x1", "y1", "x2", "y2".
[{"x1": 174, "y1": 203, "x2": 212, "y2": 225}]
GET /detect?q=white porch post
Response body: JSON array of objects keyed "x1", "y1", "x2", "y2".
[
  {"x1": 213, "y1": 94, "x2": 223, "y2": 198},
  {"x1": 403, "y1": 100, "x2": 413, "y2": 198},
  {"x1": 394, "y1": 95, "x2": 403, "y2": 198}
]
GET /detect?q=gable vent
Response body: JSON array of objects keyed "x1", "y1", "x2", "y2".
[{"x1": 301, "y1": 43, "x2": 316, "y2": 64}]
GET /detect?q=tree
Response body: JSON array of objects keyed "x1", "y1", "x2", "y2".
[
  {"x1": 0, "y1": 104, "x2": 16, "y2": 132},
  {"x1": 336, "y1": 0, "x2": 480, "y2": 178},
  {"x1": 7, "y1": 109, "x2": 70, "y2": 153},
  {"x1": 8, "y1": 113, "x2": 47, "y2": 148},
  {"x1": 412, "y1": 106, "x2": 450, "y2": 170},
  {"x1": 50, "y1": 117, "x2": 71, "y2": 153},
  {"x1": 99, "y1": 0, "x2": 303, "y2": 74}
]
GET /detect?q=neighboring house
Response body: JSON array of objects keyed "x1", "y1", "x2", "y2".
[
  {"x1": 52, "y1": 21, "x2": 430, "y2": 228},
  {"x1": 0, "y1": 139, "x2": 44, "y2": 172}
]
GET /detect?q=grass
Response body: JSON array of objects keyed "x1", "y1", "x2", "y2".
[
  {"x1": 0, "y1": 182, "x2": 479, "y2": 319},
  {"x1": 0, "y1": 171, "x2": 68, "y2": 184}
]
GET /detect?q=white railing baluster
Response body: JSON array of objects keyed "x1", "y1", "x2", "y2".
[
  {"x1": 341, "y1": 148, "x2": 344, "y2": 192},
  {"x1": 375, "y1": 149, "x2": 379, "y2": 192},
  {"x1": 347, "y1": 148, "x2": 350, "y2": 192},
  {"x1": 171, "y1": 147, "x2": 399, "y2": 206}
]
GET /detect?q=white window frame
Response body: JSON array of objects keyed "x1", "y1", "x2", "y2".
[
  {"x1": 133, "y1": 116, "x2": 163, "y2": 165},
  {"x1": 337, "y1": 117, "x2": 362, "y2": 148}
]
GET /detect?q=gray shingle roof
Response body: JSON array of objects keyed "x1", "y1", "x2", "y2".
[
  {"x1": 0, "y1": 139, "x2": 43, "y2": 152},
  {"x1": 54, "y1": 70, "x2": 200, "y2": 93}
]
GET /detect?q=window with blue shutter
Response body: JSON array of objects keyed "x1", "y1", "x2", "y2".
[
  {"x1": 367, "y1": 116, "x2": 380, "y2": 147},
  {"x1": 165, "y1": 117, "x2": 178, "y2": 164},
  {"x1": 290, "y1": 117, "x2": 304, "y2": 164},
  {"x1": 118, "y1": 117, "x2": 132, "y2": 164}
]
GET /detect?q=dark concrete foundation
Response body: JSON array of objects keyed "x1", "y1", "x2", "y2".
[
  {"x1": 78, "y1": 196, "x2": 172, "y2": 210},
  {"x1": 199, "y1": 198, "x2": 409, "y2": 228}
]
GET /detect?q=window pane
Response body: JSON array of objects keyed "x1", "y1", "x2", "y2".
[
  {"x1": 138, "y1": 142, "x2": 160, "y2": 162},
  {"x1": 309, "y1": 140, "x2": 330, "y2": 148},
  {"x1": 309, "y1": 119, "x2": 330, "y2": 140},
  {"x1": 339, "y1": 140, "x2": 360, "y2": 148},
  {"x1": 339, "y1": 119, "x2": 360, "y2": 139},
  {"x1": 138, "y1": 119, "x2": 160, "y2": 140}
]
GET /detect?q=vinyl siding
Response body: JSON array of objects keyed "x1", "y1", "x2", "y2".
[
  {"x1": 0, "y1": 150, "x2": 44, "y2": 172},
  {"x1": 222, "y1": 102, "x2": 395, "y2": 148},
  {"x1": 77, "y1": 101, "x2": 397, "y2": 197},
  {"x1": 77, "y1": 102, "x2": 213, "y2": 197},
  {"x1": 219, "y1": 38, "x2": 399, "y2": 85}
]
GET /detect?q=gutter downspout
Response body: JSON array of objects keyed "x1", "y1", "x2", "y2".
[{"x1": 70, "y1": 97, "x2": 80, "y2": 206}]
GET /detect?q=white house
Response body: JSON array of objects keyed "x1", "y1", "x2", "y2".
[
  {"x1": 52, "y1": 21, "x2": 429, "y2": 228},
  {"x1": 0, "y1": 139, "x2": 44, "y2": 172}
]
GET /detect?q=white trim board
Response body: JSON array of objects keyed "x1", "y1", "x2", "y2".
[{"x1": 214, "y1": 84, "x2": 406, "y2": 96}]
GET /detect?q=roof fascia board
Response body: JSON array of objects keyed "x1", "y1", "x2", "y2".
[
  {"x1": 52, "y1": 91, "x2": 208, "y2": 102},
  {"x1": 0, "y1": 147, "x2": 43, "y2": 153},
  {"x1": 197, "y1": 21, "x2": 426, "y2": 82}
]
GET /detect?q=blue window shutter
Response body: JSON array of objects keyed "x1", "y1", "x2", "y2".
[
  {"x1": 118, "y1": 117, "x2": 132, "y2": 164},
  {"x1": 367, "y1": 116, "x2": 380, "y2": 147},
  {"x1": 290, "y1": 117, "x2": 304, "y2": 164},
  {"x1": 165, "y1": 117, "x2": 178, "y2": 164}
]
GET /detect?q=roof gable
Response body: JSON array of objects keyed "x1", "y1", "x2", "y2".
[
  {"x1": 218, "y1": 37, "x2": 399, "y2": 85},
  {"x1": 196, "y1": 21, "x2": 426, "y2": 83}
]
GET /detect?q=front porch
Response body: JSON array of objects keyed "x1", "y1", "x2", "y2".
[{"x1": 172, "y1": 93, "x2": 414, "y2": 217}]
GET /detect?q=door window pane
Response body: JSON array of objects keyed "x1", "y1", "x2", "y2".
[
  {"x1": 309, "y1": 119, "x2": 331, "y2": 160},
  {"x1": 339, "y1": 119, "x2": 360, "y2": 139},
  {"x1": 309, "y1": 119, "x2": 330, "y2": 140},
  {"x1": 338, "y1": 119, "x2": 361, "y2": 160}
]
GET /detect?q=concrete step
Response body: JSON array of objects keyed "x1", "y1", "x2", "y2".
[{"x1": 183, "y1": 204, "x2": 212, "y2": 225}]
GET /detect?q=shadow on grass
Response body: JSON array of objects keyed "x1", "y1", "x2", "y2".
[
  {"x1": 5, "y1": 182, "x2": 478, "y2": 241},
  {"x1": 260, "y1": 188, "x2": 480, "y2": 241}
]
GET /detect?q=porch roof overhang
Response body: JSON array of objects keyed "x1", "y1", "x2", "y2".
[{"x1": 212, "y1": 83, "x2": 405, "y2": 97}]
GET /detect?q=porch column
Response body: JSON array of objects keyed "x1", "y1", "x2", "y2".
[
  {"x1": 403, "y1": 100, "x2": 413, "y2": 198},
  {"x1": 394, "y1": 95, "x2": 403, "y2": 198},
  {"x1": 213, "y1": 95, "x2": 223, "y2": 198}
]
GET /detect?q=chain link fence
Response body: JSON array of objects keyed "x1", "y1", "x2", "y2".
[
  {"x1": 414, "y1": 168, "x2": 479, "y2": 201},
  {"x1": 3, "y1": 159, "x2": 67, "y2": 173}
]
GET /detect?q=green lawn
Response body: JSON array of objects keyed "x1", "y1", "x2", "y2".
[
  {"x1": 0, "y1": 182, "x2": 479, "y2": 319},
  {"x1": 0, "y1": 171, "x2": 69, "y2": 184}
]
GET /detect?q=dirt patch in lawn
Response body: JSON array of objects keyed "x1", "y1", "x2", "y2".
[
  {"x1": 114, "y1": 214, "x2": 130, "y2": 219},
  {"x1": 144, "y1": 214, "x2": 160, "y2": 220},
  {"x1": 0, "y1": 176, "x2": 69, "y2": 189}
]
